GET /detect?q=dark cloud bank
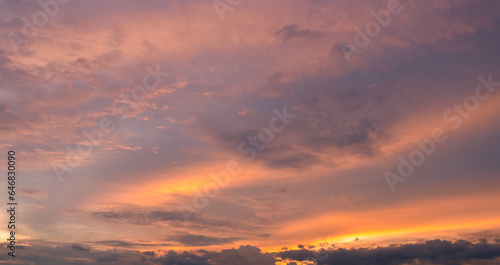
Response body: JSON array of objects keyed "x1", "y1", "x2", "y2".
[
  {"x1": 277, "y1": 239, "x2": 500, "y2": 265},
  {"x1": 3, "y1": 239, "x2": 500, "y2": 265}
]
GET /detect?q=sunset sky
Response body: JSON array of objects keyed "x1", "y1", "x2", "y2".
[{"x1": 1, "y1": 0, "x2": 500, "y2": 264}]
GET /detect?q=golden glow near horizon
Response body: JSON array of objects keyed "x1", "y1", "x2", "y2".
[{"x1": 2, "y1": 0, "x2": 500, "y2": 264}]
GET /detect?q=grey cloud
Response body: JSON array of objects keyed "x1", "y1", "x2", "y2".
[
  {"x1": 93, "y1": 240, "x2": 171, "y2": 248},
  {"x1": 277, "y1": 239, "x2": 500, "y2": 265},
  {"x1": 275, "y1": 24, "x2": 323, "y2": 41},
  {"x1": 0, "y1": 240, "x2": 151, "y2": 265},
  {"x1": 156, "y1": 250, "x2": 213, "y2": 265},
  {"x1": 71, "y1": 244, "x2": 90, "y2": 252},
  {"x1": 97, "y1": 254, "x2": 119, "y2": 262},
  {"x1": 166, "y1": 234, "x2": 239, "y2": 247},
  {"x1": 90, "y1": 210, "x2": 186, "y2": 225},
  {"x1": 260, "y1": 146, "x2": 321, "y2": 169},
  {"x1": 211, "y1": 246, "x2": 276, "y2": 265},
  {"x1": 2, "y1": 239, "x2": 500, "y2": 265},
  {"x1": 272, "y1": 187, "x2": 289, "y2": 193},
  {"x1": 89, "y1": 205, "x2": 260, "y2": 233}
]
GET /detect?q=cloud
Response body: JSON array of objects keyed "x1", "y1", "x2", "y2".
[
  {"x1": 89, "y1": 207, "x2": 246, "y2": 231},
  {"x1": 1, "y1": 0, "x2": 500, "y2": 260},
  {"x1": 272, "y1": 187, "x2": 290, "y2": 194},
  {"x1": 0, "y1": 240, "x2": 144, "y2": 265},
  {"x1": 97, "y1": 254, "x2": 119, "y2": 262},
  {"x1": 277, "y1": 239, "x2": 500, "y2": 265},
  {"x1": 93, "y1": 240, "x2": 171, "y2": 248},
  {"x1": 90, "y1": 209, "x2": 185, "y2": 225},
  {"x1": 19, "y1": 189, "x2": 48, "y2": 200},
  {"x1": 166, "y1": 234, "x2": 239, "y2": 247},
  {"x1": 156, "y1": 250, "x2": 214, "y2": 265},
  {"x1": 275, "y1": 24, "x2": 323, "y2": 41},
  {"x1": 3, "y1": 239, "x2": 500, "y2": 265},
  {"x1": 71, "y1": 244, "x2": 90, "y2": 252},
  {"x1": 212, "y1": 246, "x2": 276, "y2": 265}
]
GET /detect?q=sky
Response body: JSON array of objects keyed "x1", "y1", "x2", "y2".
[{"x1": 1, "y1": 0, "x2": 500, "y2": 264}]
